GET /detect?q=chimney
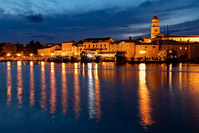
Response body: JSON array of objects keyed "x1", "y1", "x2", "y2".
[{"x1": 129, "y1": 36, "x2": 132, "y2": 40}]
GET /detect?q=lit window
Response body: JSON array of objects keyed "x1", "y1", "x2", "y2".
[
  {"x1": 180, "y1": 47, "x2": 182, "y2": 50},
  {"x1": 185, "y1": 47, "x2": 187, "y2": 50},
  {"x1": 137, "y1": 46, "x2": 140, "y2": 48}
]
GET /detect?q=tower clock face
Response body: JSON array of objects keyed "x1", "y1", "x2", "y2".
[{"x1": 155, "y1": 29, "x2": 158, "y2": 32}]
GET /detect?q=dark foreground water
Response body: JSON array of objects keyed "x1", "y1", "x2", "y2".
[{"x1": 0, "y1": 62, "x2": 199, "y2": 132}]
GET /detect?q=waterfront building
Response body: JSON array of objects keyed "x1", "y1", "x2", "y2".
[
  {"x1": 110, "y1": 40, "x2": 135, "y2": 59},
  {"x1": 135, "y1": 42, "x2": 159, "y2": 59},
  {"x1": 147, "y1": 12, "x2": 199, "y2": 60},
  {"x1": 37, "y1": 44, "x2": 61, "y2": 56},
  {"x1": 78, "y1": 37, "x2": 114, "y2": 54},
  {"x1": 62, "y1": 41, "x2": 78, "y2": 56},
  {"x1": 36, "y1": 12, "x2": 199, "y2": 61}
]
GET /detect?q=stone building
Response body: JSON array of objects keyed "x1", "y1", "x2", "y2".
[
  {"x1": 78, "y1": 37, "x2": 114, "y2": 54},
  {"x1": 37, "y1": 44, "x2": 61, "y2": 56},
  {"x1": 62, "y1": 41, "x2": 77, "y2": 56}
]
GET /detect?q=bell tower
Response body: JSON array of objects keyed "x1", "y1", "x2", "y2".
[{"x1": 151, "y1": 12, "x2": 160, "y2": 39}]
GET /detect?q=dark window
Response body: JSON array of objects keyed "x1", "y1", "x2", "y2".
[
  {"x1": 104, "y1": 44, "x2": 106, "y2": 47},
  {"x1": 145, "y1": 46, "x2": 148, "y2": 48},
  {"x1": 153, "y1": 46, "x2": 156, "y2": 48}
]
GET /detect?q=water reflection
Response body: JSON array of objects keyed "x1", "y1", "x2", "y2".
[
  {"x1": 62, "y1": 63, "x2": 67, "y2": 115},
  {"x1": 74, "y1": 63, "x2": 80, "y2": 119},
  {"x1": 94, "y1": 64, "x2": 101, "y2": 119},
  {"x1": 50, "y1": 62, "x2": 56, "y2": 114},
  {"x1": 88, "y1": 63, "x2": 95, "y2": 119},
  {"x1": 138, "y1": 64, "x2": 154, "y2": 128},
  {"x1": 169, "y1": 64, "x2": 173, "y2": 90},
  {"x1": 17, "y1": 61, "x2": 23, "y2": 108},
  {"x1": 179, "y1": 63, "x2": 182, "y2": 90},
  {"x1": 7, "y1": 62, "x2": 11, "y2": 106},
  {"x1": 30, "y1": 61, "x2": 35, "y2": 108},
  {"x1": 40, "y1": 61, "x2": 47, "y2": 111}
]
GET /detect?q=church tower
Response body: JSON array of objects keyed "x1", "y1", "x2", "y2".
[{"x1": 151, "y1": 12, "x2": 160, "y2": 39}]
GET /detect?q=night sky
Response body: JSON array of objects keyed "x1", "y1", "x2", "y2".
[{"x1": 0, "y1": 0, "x2": 199, "y2": 44}]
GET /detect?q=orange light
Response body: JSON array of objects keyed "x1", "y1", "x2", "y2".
[
  {"x1": 139, "y1": 51, "x2": 146, "y2": 54},
  {"x1": 51, "y1": 53, "x2": 54, "y2": 56},
  {"x1": 7, "y1": 53, "x2": 11, "y2": 57},
  {"x1": 30, "y1": 61, "x2": 33, "y2": 66},
  {"x1": 17, "y1": 53, "x2": 21, "y2": 57},
  {"x1": 41, "y1": 54, "x2": 44, "y2": 56},
  {"x1": 30, "y1": 53, "x2": 33, "y2": 57}
]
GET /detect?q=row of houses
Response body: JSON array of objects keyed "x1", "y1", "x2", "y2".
[
  {"x1": 37, "y1": 12, "x2": 199, "y2": 61},
  {"x1": 37, "y1": 37, "x2": 199, "y2": 61}
]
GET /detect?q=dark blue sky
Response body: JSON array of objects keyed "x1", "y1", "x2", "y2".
[{"x1": 0, "y1": 0, "x2": 199, "y2": 43}]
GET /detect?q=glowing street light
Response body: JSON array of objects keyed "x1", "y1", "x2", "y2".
[
  {"x1": 7, "y1": 53, "x2": 11, "y2": 57},
  {"x1": 30, "y1": 53, "x2": 33, "y2": 57},
  {"x1": 51, "y1": 53, "x2": 54, "y2": 56},
  {"x1": 88, "y1": 54, "x2": 92, "y2": 58},
  {"x1": 17, "y1": 53, "x2": 21, "y2": 57}
]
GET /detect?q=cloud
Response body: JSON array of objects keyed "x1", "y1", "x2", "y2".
[
  {"x1": 25, "y1": 14, "x2": 44, "y2": 23},
  {"x1": 0, "y1": 0, "x2": 199, "y2": 43},
  {"x1": 0, "y1": 8, "x2": 5, "y2": 14}
]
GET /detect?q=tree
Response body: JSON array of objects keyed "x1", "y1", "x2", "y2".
[
  {"x1": 2, "y1": 43, "x2": 17, "y2": 55},
  {"x1": 25, "y1": 40, "x2": 43, "y2": 55}
]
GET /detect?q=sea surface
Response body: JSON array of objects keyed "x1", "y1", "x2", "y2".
[{"x1": 0, "y1": 61, "x2": 199, "y2": 132}]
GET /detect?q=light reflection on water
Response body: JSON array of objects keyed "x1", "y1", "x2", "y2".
[
  {"x1": 62, "y1": 63, "x2": 67, "y2": 115},
  {"x1": 40, "y1": 61, "x2": 47, "y2": 111},
  {"x1": 74, "y1": 63, "x2": 80, "y2": 119},
  {"x1": 17, "y1": 61, "x2": 23, "y2": 108},
  {"x1": 138, "y1": 63, "x2": 154, "y2": 129},
  {"x1": 7, "y1": 62, "x2": 11, "y2": 106},
  {"x1": 2, "y1": 62, "x2": 199, "y2": 132},
  {"x1": 30, "y1": 61, "x2": 35, "y2": 108}
]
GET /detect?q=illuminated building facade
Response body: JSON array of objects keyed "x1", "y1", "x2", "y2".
[
  {"x1": 78, "y1": 37, "x2": 114, "y2": 54},
  {"x1": 62, "y1": 41, "x2": 78, "y2": 56},
  {"x1": 37, "y1": 45, "x2": 61, "y2": 56},
  {"x1": 135, "y1": 43, "x2": 159, "y2": 59},
  {"x1": 37, "y1": 12, "x2": 199, "y2": 61},
  {"x1": 151, "y1": 12, "x2": 160, "y2": 39},
  {"x1": 110, "y1": 40, "x2": 135, "y2": 58}
]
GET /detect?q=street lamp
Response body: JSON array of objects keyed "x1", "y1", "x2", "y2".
[
  {"x1": 30, "y1": 53, "x2": 33, "y2": 57},
  {"x1": 17, "y1": 53, "x2": 21, "y2": 57},
  {"x1": 7, "y1": 53, "x2": 11, "y2": 57}
]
